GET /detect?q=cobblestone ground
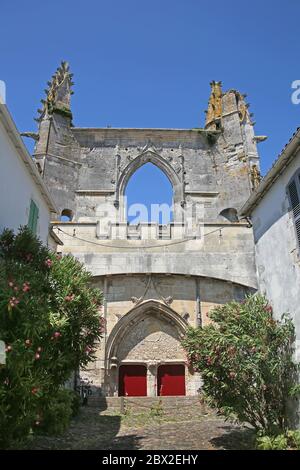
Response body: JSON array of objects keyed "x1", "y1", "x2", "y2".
[{"x1": 23, "y1": 404, "x2": 255, "y2": 450}]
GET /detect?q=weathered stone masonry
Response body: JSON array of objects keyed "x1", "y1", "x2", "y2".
[{"x1": 24, "y1": 63, "x2": 265, "y2": 396}]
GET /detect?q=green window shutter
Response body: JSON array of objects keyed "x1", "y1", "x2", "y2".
[{"x1": 28, "y1": 199, "x2": 39, "y2": 235}]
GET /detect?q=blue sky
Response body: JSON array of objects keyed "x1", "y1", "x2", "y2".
[{"x1": 1, "y1": 0, "x2": 300, "y2": 219}]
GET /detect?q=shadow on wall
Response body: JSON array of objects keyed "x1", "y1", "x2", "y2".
[
  {"x1": 251, "y1": 201, "x2": 290, "y2": 244},
  {"x1": 200, "y1": 278, "x2": 256, "y2": 307}
]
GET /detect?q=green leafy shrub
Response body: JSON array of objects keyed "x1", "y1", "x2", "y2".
[
  {"x1": 36, "y1": 389, "x2": 75, "y2": 435},
  {"x1": 0, "y1": 227, "x2": 103, "y2": 447},
  {"x1": 149, "y1": 399, "x2": 164, "y2": 418},
  {"x1": 182, "y1": 294, "x2": 300, "y2": 435},
  {"x1": 256, "y1": 430, "x2": 300, "y2": 450},
  {"x1": 287, "y1": 430, "x2": 300, "y2": 449},
  {"x1": 256, "y1": 433, "x2": 288, "y2": 450},
  {"x1": 70, "y1": 390, "x2": 81, "y2": 417}
]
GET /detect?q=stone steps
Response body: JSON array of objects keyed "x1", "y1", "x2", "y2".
[{"x1": 87, "y1": 395, "x2": 211, "y2": 417}]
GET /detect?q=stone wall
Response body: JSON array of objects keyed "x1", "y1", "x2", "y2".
[
  {"x1": 29, "y1": 70, "x2": 263, "y2": 396},
  {"x1": 250, "y1": 150, "x2": 300, "y2": 350},
  {"x1": 80, "y1": 274, "x2": 253, "y2": 396}
]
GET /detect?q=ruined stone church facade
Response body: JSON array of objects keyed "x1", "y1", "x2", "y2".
[{"x1": 26, "y1": 62, "x2": 264, "y2": 396}]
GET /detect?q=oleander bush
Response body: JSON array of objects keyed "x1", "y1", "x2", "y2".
[
  {"x1": 36, "y1": 389, "x2": 76, "y2": 436},
  {"x1": 0, "y1": 227, "x2": 104, "y2": 448},
  {"x1": 182, "y1": 294, "x2": 300, "y2": 436}
]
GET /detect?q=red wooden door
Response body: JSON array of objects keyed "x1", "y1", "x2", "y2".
[
  {"x1": 157, "y1": 364, "x2": 186, "y2": 396},
  {"x1": 118, "y1": 364, "x2": 147, "y2": 396}
]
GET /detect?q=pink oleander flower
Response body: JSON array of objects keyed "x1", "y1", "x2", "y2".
[
  {"x1": 45, "y1": 258, "x2": 53, "y2": 268},
  {"x1": 9, "y1": 297, "x2": 19, "y2": 307},
  {"x1": 265, "y1": 305, "x2": 273, "y2": 314},
  {"x1": 22, "y1": 282, "x2": 30, "y2": 292},
  {"x1": 65, "y1": 294, "x2": 75, "y2": 302}
]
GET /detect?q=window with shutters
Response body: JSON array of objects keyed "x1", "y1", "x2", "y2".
[
  {"x1": 28, "y1": 199, "x2": 39, "y2": 235},
  {"x1": 287, "y1": 170, "x2": 300, "y2": 249}
]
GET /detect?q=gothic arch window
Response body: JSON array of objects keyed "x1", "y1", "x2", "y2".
[
  {"x1": 116, "y1": 151, "x2": 183, "y2": 223},
  {"x1": 60, "y1": 209, "x2": 73, "y2": 222},
  {"x1": 125, "y1": 162, "x2": 174, "y2": 224},
  {"x1": 287, "y1": 169, "x2": 300, "y2": 248}
]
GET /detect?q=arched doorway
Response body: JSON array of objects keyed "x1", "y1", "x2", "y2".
[{"x1": 105, "y1": 300, "x2": 188, "y2": 396}]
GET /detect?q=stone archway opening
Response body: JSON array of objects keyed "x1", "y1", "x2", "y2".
[
  {"x1": 125, "y1": 162, "x2": 174, "y2": 225},
  {"x1": 105, "y1": 300, "x2": 188, "y2": 396},
  {"x1": 116, "y1": 150, "x2": 184, "y2": 223}
]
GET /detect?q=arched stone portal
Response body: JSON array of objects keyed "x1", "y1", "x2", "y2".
[{"x1": 105, "y1": 300, "x2": 190, "y2": 396}]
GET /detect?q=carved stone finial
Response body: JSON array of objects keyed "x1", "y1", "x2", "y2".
[
  {"x1": 250, "y1": 164, "x2": 261, "y2": 190},
  {"x1": 36, "y1": 61, "x2": 74, "y2": 122},
  {"x1": 164, "y1": 296, "x2": 173, "y2": 305},
  {"x1": 131, "y1": 296, "x2": 142, "y2": 304},
  {"x1": 235, "y1": 91, "x2": 254, "y2": 125},
  {"x1": 205, "y1": 81, "x2": 223, "y2": 129}
]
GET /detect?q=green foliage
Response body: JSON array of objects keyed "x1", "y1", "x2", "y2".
[
  {"x1": 287, "y1": 430, "x2": 300, "y2": 449},
  {"x1": 182, "y1": 294, "x2": 300, "y2": 435},
  {"x1": 70, "y1": 390, "x2": 81, "y2": 417},
  {"x1": 36, "y1": 389, "x2": 75, "y2": 435},
  {"x1": 149, "y1": 399, "x2": 164, "y2": 418},
  {"x1": 256, "y1": 430, "x2": 300, "y2": 450},
  {"x1": 0, "y1": 227, "x2": 103, "y2": 447},
  {"x1": 52, "y1": 106, "x2": 73, "y2": 119},
  {"x1": 256, "y1": 433, "x2": 288, "y2": 450}
]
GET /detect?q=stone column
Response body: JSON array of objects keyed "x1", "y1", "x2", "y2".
[
  {"x1": 195, "y1": 277, "x2": 202, "y2": 327},
  {"x1": 106, "y1": 357, "x2": 118, "y2": 396},
  {"x1": 147, "y1": 361, "x2": 158, "y2": 397}
]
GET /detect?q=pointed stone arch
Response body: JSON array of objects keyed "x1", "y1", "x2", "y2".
[
  {"x1": 116, "y1": 150, "x2": 184, "y2": 222},
  {"x1": 105, "y1": 299, "x2": 188, "y2": 368}
]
